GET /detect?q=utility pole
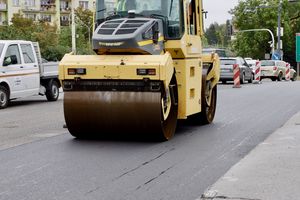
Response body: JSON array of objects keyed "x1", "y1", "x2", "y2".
[
  {"x1": 277, "y1": 0, "x2": 283, "y2": 56},
  {"x1": 71, "y1": 0, "x2": 76, "y2": 54}
]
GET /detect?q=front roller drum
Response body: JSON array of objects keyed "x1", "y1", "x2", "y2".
[{"x1": 64, "y1": 91, "x2": 178, "y2": 141}]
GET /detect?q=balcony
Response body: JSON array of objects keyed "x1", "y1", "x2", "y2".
[
  {"x1": 40, "y1": 5, "x2": 56, "y2": 13},
  {"x1": 60, "y1": 7, "x2": 71, "y2": 14},
  {"x1": 0, "y1": 3, "x2": 7, "y2": 11},
  {"x1": 22, "y1": 6, "x2": 39, "y2": 13},
  {"x1": 40, "y1": 0, "x2": 56, "y2": 13}
]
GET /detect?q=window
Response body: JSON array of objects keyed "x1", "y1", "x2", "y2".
[
  {"x1": 60, "y1": 1, "x2": 70, "y2": 11},
  {"x1": 0, "y1": 43, "x2": 4, "y2": 56},
  {"x1": 4, "y1": 45, "x2": 21, "y2": 65},
  {"x1": 25, "y1": 14, "x2": 36, "y2": 21},
  {"x1": 13, "y1": 0, "x2": 19, "y2": 6},
  {"x1": 25, "y1": 0, "x2": 35, "y2": 7},
  {"x1": 100, "y1": 0, "x2": 184, "y2": 39},
  {"x1": 21, "y1": 44, "x2": 35, "y2": 64},
  {"x1": 79, "y1": 1, "x2": 89, "y2": 9},
  {"x1": 41, "y1": 15, "x2": 51, "y2": 22},
  {"x1": 187, "y1": 0, "x2": 196, "y2": 35},
  {"x1": 261, "y1": 60, "x2": 275, "y2": 66}
]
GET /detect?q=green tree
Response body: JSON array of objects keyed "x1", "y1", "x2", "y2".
[
  {"x1": 204, "y1": 22, "x2": 231, "y2": 48},
  {"x1": 0, "y1": 13, "x2": 66, "y2": 60},
  {"x1": 230, "y1": 0, "x2": 300, "y2": 62},
  {"x1": 74, "y1": 6, "x2": 94, "y2": 54}
]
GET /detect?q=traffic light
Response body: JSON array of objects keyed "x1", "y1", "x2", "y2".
[{"x1": 227, "y1": 24, "x2": 233, "y2": 36}]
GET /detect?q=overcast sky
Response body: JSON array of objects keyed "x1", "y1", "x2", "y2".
[{"x1": 203, "y1": 0, "x2": 240, "y2": 28}]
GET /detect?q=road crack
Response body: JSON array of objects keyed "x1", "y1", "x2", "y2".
[
  {"x1": 201, "y1": 195, "x2": 261, "y2": 200},
  {"x1": 113, "y1": 148, "x2": 175, "y2": 181},
  {"x1": 135, "y1": 164, "x2": 175, "y2": 191},
  {"x1": 85, "y1": 148, "x2": 176, "y2": 196}
]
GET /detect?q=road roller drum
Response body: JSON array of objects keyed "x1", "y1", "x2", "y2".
[{"x1": 64, "y1": 91, "x2": 178, "y2": 140}]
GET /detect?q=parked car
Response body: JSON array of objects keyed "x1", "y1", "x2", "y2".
[
  {"x1": 260, "y1": 60, "x2": 287, "y2": 81},
  {"x1": 287, "y1": 63, "x2": 298, "y2": 81},
  {"x1": 220, "y1": 57, "x2": 253, "y2": 84},
  {"x1": 245, "y1": 58, "x2": 258, "y2": 78}
]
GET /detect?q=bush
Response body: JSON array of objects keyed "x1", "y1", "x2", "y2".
[{"x1": 42, "y1": 45, "x2": 71, "y2": 61}]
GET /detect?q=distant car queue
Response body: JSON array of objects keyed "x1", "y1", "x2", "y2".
[{"x1": 202, "y1": 48, "x2": 297, "y2": 84}]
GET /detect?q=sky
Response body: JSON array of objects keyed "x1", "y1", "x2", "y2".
[{"x1": 203, "y1": 0, "x2": 240, "y2": 28}]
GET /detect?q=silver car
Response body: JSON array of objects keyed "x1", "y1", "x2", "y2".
[{"x1": 220, "y1": 57, "x2": 253, "y2": 84}]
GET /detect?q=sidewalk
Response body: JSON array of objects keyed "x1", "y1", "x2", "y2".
[{"x1": 200, "y1": 111, "x2": 300, "y2": 200}]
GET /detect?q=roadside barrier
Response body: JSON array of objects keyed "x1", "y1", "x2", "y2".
[
  {"x1": 253, "y1": 61, "x2": 261, "y2": 84},
  {"x1": 233, "y1": 64, "x2": 241, "y2": 88},
  {"x1": 285, "y1": 63, "x2": 291, "y2": 81}
]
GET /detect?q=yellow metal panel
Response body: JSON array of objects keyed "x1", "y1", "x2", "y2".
[
  {"x1": 202, "y1": 53, "x2": 221, "y2": 88},
  {"x1": 165, "y1": 34, "x2": 202, "y2": 59},
  {"x1": 174, "y1": 59, "x2": 202, "y2": 119},
  {"x1": 59, "y1": 53, "x2": 175, "y2": 90},
  {"x1": 187, "y1": 35, "x2": 202, "y2": 55}
]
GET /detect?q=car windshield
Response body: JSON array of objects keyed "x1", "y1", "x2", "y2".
[
  {"x1": 220, "y1": 59, "x2": 236, "y2": 65},
  {"x1": 96, "y1": 0, "x2": 184, "y2": 39},
  {"x1": 261, "y1": 60, "x2": 275, "y2": 66},
  {"x1": 0, "y1": 43, "x2": 4, "y2": 57}
]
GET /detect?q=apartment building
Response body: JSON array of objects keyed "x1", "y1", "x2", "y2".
[{"x1": 0, "y1": 0, "x2": 96, "y2": 27}]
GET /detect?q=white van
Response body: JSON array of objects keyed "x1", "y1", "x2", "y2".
[{"x1": 0, "y1": 40, "x2": 60, "y2": 109}]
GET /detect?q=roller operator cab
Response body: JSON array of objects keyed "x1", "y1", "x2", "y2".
[{"x1": 59, "y1": 0, "x2": 220, "y2": 141}]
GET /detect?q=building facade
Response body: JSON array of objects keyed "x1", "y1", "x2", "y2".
[{"x1": 0, "y1": 0, "x2": 96, "y2": 27}]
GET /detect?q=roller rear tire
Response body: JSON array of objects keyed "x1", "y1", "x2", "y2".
[{"x1": 190, "y1": 73, "x2": 217, "y2": 125}]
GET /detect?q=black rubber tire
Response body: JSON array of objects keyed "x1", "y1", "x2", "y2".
[
  {"x1": 190, "y1": 73, "x2": 217, "y2": 125},
  {"x1": 277, "y1": 72, "x2": 283, "y2": 81},
  {"x1": 0, "y1": 86, "x2": 9, "y2": 109},
  {"x1": 291, "y1": 74, "x2": 297, "y2": 81},
  {"x1": 46, "y1": 80, "x2": 59, "y2": 101},
  {"x1": 248, "y1": 73, "x2": 253, "y2": 83},
  {"x1": 240, "y1": 73, "x2": 245, "y2": 84},
  {"x1": 271, "y1": 77, "x2": 276, "y2": 81},
  {"x1": 156, "y1": 75, "x2": 178, "y2": 141}
]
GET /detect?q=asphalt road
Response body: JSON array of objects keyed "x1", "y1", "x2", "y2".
[{"x1": 1, "y1": 81, "x2": 300, "y2": 200}]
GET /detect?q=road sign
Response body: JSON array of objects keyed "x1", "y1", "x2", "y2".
[
  {"x1": 272, "y1": 50, "x2": 281, "y2": 60},
  {"x1": 296, "y1": 33, "x2": 300, "y2": 62},
  {"x1": 277, "y1": 27, "x2": 283, "y2": 37}
]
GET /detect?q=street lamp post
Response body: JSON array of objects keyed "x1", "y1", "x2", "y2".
[
  {"x1": 237, "y1": 29, "x2": 275, "y2": 55},
  {"x1": 256, "y1": 1, "x2": 283, "y2": 59},
  {"x1": 277, "y1": 0, "x2": 283, "y2": 52},
  {"x1": 71, "y1": 0, "x2": 76, "y2": 54}
]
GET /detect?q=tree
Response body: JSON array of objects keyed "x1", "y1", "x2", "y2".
[
  {"x1": 74, "y1": 6, "x2": 94, "y2": 54},
  {"x1": 204, "y1": 22, "x2": 231, "y2": 48},
  {"x1": 230, "y1": 0, "x2": 300, "y2": 63},
  {"x1": 0, "y1": 13, "x2": 66, "y2": 60}
]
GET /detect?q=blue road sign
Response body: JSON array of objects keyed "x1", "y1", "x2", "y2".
[{"x1": 272, "y1": 51, "x2": 281, "y2": 60}]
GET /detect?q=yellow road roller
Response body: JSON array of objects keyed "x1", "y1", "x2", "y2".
[{"x1": 59, "y1": 0, "x2": 220, "y2": 141}]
